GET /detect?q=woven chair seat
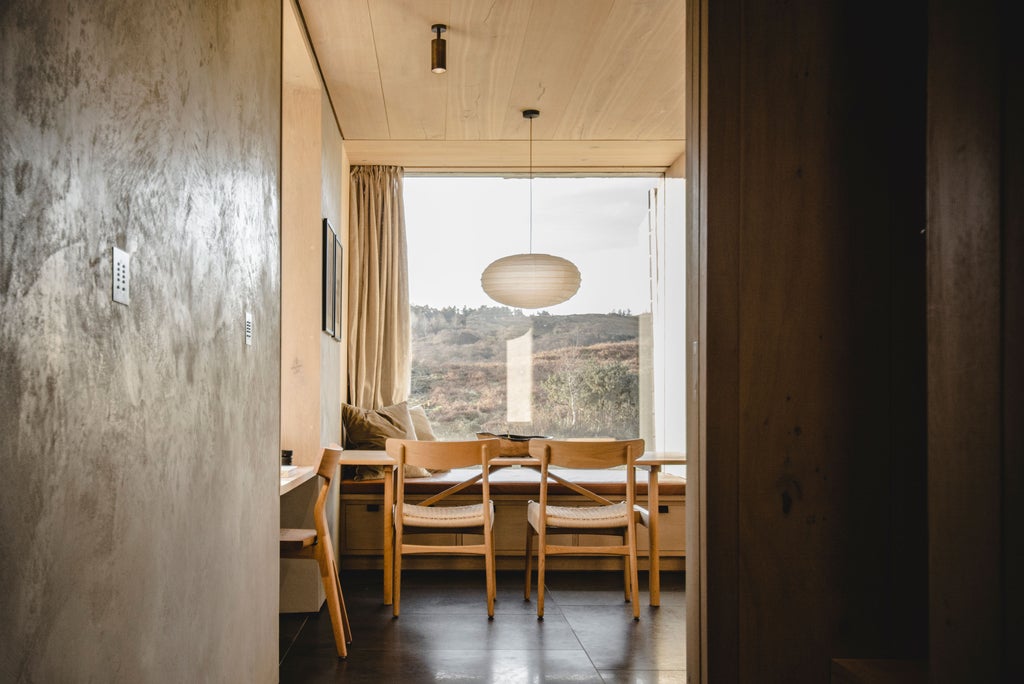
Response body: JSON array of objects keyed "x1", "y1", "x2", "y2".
[
  {"x1": 401, "y1": 501, "x2": 495, "y2": 528},
  {"x1": 635, "y1": 504, "x2": 651, "y2": 527},
  {"x1": 527, "y1": 500, "x2": 631, "y2": 529}
]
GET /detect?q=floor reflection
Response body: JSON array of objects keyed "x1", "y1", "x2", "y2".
[{"x1": 280, "y1": 570, "x2": 686, "y2": 683}]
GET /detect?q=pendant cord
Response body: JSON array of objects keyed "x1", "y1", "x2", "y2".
[{"x1": 529, "y1": 116, "x2": 534, "y2": 254}]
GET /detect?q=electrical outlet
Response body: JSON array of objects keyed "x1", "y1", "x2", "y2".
[
  {"x1": 112, "y1": 247, "x2": 130, "y2": 305},
  {"x1": 245, "y1": 311, "x2": 253, "y2": 346}
]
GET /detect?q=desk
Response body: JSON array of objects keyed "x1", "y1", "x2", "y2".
[
  {"x1": 338, "y1": 449, "x2": 685, "y2": 607},
  {"x1": 338, "y1": 450, "x2": 395, "y2": 603},
  {"x1": 278, "y1": 465, "x2": 321, "y2": 615},
  {"x1": 280, "y1": 466, "x2": 316, "y2": 495}
]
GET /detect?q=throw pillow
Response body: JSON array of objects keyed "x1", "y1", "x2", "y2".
[
  {"x1": 408, "y1": 405, "x2": 449, "y2": 474},
  {"x1": 341, "y1": 401, "x2": 431, "y2": 479},
  {"x1": 408, "y1": 405, "x2": 437, "y2": 441}
]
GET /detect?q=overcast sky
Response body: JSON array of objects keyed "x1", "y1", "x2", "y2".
[{"x1": 404, "y1": 176, "x2": 659, "y2": 315}]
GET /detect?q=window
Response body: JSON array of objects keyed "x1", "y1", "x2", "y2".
[{"x1": 405, "y1": 176, "x2": 684, "y2": 455}]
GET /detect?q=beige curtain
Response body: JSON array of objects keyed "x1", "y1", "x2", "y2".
[{"x1": 347, "y1": 166, "x2": 410, "y2": 408}]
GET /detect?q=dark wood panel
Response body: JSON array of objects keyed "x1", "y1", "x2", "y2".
[
  {"x1": 926, "y1": 2, "x2": 1003, "y2": 682},
  {"x1": 1002, "y1": 8, "x2": 1024, "y2": 674},
  {"x1": 702, "y1": 0, "x2": 742, "y2": 678},
  {"x1": 700, "y1": 0, "x2": 927, "y2": 680}
]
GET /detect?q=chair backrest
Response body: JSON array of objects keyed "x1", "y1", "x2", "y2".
[
  {"x1": 386, "y1": 438, "x2": 499, "y2": 509},
  {"x1": 313, "y1": 446, "x2": 343, "y2": 541},
  {"x1": 529, "y1": 438, "x2": 644, "y2": 470},
  {"x1": 529, "y1": 438, "x2": 646, "y2": 508},
  {"x1": 387, "y1": 438, "x2": 498, "y2": 471},
  {"x1": 318, "y1": 445, "x2": 343, "y2": 481}
]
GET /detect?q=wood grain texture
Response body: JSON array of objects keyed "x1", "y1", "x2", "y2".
[
  {"x1": 683, "y1": 0, "x2": 703, "y2": 676},
  {"x1": 300, "y1": 0, "x2": 390, "y2": 139},
  {"x1": 281, "y1": 52, "x2": 324, "y2": 467},
  {"x1": 445, "y1": 0, "x2": 533, "y2": 141},
  {"x1": 702, "y1": 0, "x2": 741, "y2": 678},
  {"x1": 298, "y1": 0, "x2": 685, "y2": 169},
  {"x1": 342, "y1": 139, "x2": 685, "y2": 171},
  {"x1": 700, "y1": 0, "x2": 927, "y2": 680},
  {"x1": 1003, "y1": 6, "x2": 1024, "y2": 673},
  {"x1": 927, "y1": 1, "x2": 1004, "y2": 682}
]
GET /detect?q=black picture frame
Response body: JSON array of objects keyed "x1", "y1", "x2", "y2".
[
  {"x1": 322, "y1": 218, "x2": 337, "y2": 337},
  {"x1": 333, "y1": 233, "x2": 343, "y2": 341}
]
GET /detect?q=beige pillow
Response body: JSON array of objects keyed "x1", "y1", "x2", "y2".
[
  {"x1": 341, "y1": 401, "x2": 430, "y2": 479},
  {"x1": 407, "y1": 405, "x2": 449, "y2": 474},
  {"x1": 408, "y1": 405, "x2": 437, "y2": 441}
]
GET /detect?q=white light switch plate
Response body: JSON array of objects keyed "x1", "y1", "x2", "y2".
[
  {"x1": 112, "y1": 247, "x2": 130, "y2": 305},
  {"x1": 245, "y1": 311, "x2": 253, "y2": 346}
]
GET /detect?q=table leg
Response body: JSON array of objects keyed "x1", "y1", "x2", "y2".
[
  {"x1": 383, "y1": 466, "x2": 394, "y2": 605},
  {"x1": 648, "y1": 465, "x2": 661, "y2": 607}
]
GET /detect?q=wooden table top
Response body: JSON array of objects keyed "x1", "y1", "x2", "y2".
[
  {"x1": 279, "y1": 465, "x2": 316, "y2": 495},
  {"x1": 338, "y1": 449, "x2": 686, "y2": 467}
]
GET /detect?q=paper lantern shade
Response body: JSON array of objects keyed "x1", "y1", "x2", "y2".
[{"x1": 481, "y1": 253, "x2": 581, "y2": 309}]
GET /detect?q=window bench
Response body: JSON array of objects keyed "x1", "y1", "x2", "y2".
[{"x1": 338, "y1": 465, "x2": 686, "y2": 572}]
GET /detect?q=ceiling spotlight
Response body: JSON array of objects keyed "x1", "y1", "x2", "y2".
[{"x1": 431, "y1": 24, "x2": 447, "y2": 74}]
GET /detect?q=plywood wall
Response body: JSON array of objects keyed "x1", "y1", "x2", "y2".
[
  {"x1": 281, "y1": 0, "x2": 325, "y2": 468},
  {"x1": 281, "y1": 0, "x2": 348, "y2": 467},
  {"x1": 279, "y1": 0, "x2": 350, "y2": 614},
  {"x1": 0, "y1": 1, "x2": 281, "y2": 681}
]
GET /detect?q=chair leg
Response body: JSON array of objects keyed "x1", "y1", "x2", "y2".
[
  {"x1": 393, "y1": 531, "x2": 403, "y2": 619},
  {"x1": 524, "y1": 525, "x2": 534, "y2": 600},
  {"x1": 333, "y1": 557, "x2": 353, "y2": 643},
  {"x1": 316, "y1": 546, "x2": 348, "y2": 658},
  {"x1": 485, "y1": 525, "x2": 496, "y2": 618},
  {"x1": 536, "y1": 531, "x2": 546, "y2": 619},
  {"x1": 623, "y1": 538, "x2": 631, "y2": 602},
  {"x1": 628, "y1": 526, "x2": 640, "y2": 620},
  {"x1": 320, "y1": 533, "x2": 352, "y2": 643}
]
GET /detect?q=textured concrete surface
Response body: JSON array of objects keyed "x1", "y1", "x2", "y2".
[{"x1": 0, "y1": 1, "x2": 281, "y2": 682}]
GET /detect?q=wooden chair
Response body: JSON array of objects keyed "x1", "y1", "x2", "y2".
[
  {"x1": 386, "y1": 438, "x2": 499, "y2": 618},
  {"x1": 280, "y1": 446, "x2": 352, "y2": 658},
  {"x1": 524, "y1": 438, "x2": 646, "y2": 620}
]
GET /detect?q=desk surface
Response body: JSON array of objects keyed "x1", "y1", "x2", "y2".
[
  {"x1": 338, "y1": 449, "x2": 686, "y2": 467},
  {"x1": 636, "y1": 451, "x2": 687, "y2": 466},
  {"x1": 279, "y1": 466, "x2": 316, "y2": 495}
]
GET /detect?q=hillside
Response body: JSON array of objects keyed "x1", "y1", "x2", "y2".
[{"x1": 409, "y1": 305, "x2": 641, "y2": 439}]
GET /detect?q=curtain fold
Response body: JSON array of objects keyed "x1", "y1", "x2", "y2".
[{"x1": 347, "y1": 166, "x2": 410, "y2": 408}]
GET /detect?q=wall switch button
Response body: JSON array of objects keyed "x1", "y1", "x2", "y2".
[
  {"x1": 245, "y1": 312, "x2": 253, "y2": 346},
  {"x1": 112, "y1": 247, "x2": 130, "y2": 305}
]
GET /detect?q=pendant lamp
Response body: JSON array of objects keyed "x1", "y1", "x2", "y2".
[{"x1": 481, "y1": 110, "x2": 581, "y2": 309}]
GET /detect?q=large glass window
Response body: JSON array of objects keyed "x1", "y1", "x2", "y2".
[{"x1": 405, "y1": 176, "x2": 684, "y2": 453}]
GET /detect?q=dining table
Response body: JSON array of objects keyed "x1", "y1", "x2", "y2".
[{"x1": 337, "y1": 449, "x2": 686, "y2": 607}]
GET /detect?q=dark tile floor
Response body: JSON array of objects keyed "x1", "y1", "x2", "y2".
[{"x1": 279, "y1": 570, "x2": 686, "y2": 683}]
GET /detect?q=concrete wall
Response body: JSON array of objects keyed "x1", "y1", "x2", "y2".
[{"x1": 0, "y1": 2, "x2": 281, "y2": 682}]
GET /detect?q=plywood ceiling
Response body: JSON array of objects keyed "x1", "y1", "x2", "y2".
[{"x1": 298, "y1": 0, "x2": 686, "y2": 171}]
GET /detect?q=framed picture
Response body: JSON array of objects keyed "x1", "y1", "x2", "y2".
[
  {"x1": 322, "y1": 218, "x2": 337, "y2": 337},
  {"x1": 333, "y1": 232, "x2": 343, "y2": 341}
]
